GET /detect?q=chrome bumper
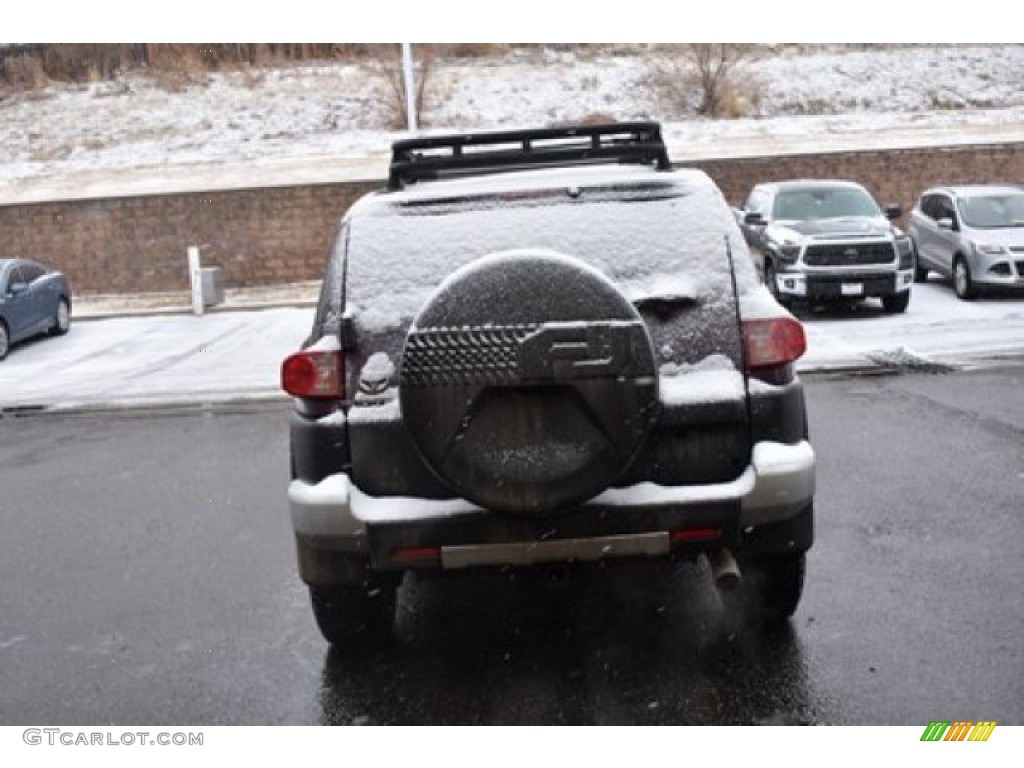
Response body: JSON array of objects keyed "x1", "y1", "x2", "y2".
[{"x1": 289, "y1": 440, "x2": 815, "y2": 562}]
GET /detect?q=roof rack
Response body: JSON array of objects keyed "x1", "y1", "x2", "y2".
[{"x1": 388, "y1": 122, "x2": 671, "y2": 190}]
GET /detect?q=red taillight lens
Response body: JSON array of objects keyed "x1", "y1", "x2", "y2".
[
  {"x1": 392, "y1": 546, "x2": 441, "y2": 565},
  {"x1": 669, "y1": 528, "x2": 722, "y2": 542},
  {"x1": 742, "y1": 317, "x2": 806, "y2": 371},
  {"x1": 281, "y1": 351, "x2": 344, "y2": 399}
]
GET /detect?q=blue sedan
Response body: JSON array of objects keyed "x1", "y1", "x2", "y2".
[{"x1": 0, "y1": 258, "x2": 72, "y2": 360}]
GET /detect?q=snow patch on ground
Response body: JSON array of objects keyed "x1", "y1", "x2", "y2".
[{"x1": 0, "y1": 284, "x2": 1022, "y2": 411}]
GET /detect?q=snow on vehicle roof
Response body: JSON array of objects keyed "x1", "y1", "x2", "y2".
[
  {"x1": 375, "y1": 163, "x2": 709, "y2": 204},
  {"x1": 939, "y1": 183, "x2": 1024, "y2": 196}
]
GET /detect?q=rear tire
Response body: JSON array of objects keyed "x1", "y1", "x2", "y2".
[
  {"x1": 882, "y1": 291, "x2": 910, "y2": 314},
  {"x1": 739, "y1": 552, "x2": 806, "y2": 627},
  {"x1": 0, "y1": 322, "x2": 9, "y2": 361},
  {"x1": 954, "y1": 256, "x2": 976, "y2": 300},
  {"x1": 310, "y1": 580, "x2": 398, "y2": 647}
]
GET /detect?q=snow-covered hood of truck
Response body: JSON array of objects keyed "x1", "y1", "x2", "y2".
[{"x1": 768, "y1": 215, "x2": 895, "y2": 242}]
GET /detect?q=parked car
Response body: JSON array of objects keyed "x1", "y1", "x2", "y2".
[
  {"x1": 907, "y1": 184, "x2": 1024, "y2": 299},
  {"x1": 736, "y1": 180, "x2": 914, "y2": 313},
  {"x1": 281, "y1": 123, "x2": 815, "y2": 646},
  {"x1": 0, "y1": 258, "x2": 72, "y2": 360}
]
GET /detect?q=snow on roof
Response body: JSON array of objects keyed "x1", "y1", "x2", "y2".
[
  {"x1": 935, "y1": 183, "x2": 1024, "y2": 195},
  {"x1": 386, "y1": 163, "x2": 698, "y2": 200}
]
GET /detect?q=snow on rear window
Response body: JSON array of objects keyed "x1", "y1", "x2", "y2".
[{"x1": 341, "y1": 168, "x2": 758, "y2": 334}]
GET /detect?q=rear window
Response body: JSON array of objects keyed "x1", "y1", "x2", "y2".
[{"x1": 343, "y1": 174, "x2": 758, "y2": 333}]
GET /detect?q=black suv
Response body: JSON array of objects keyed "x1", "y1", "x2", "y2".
[{"x1": 282, "y1": 123, "x2": 815, "y2": 645}]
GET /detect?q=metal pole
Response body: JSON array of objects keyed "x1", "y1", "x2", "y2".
[
  {"x1": 188, "y1": 245, "x2": 204, "y2": 316},
  {"x1": 401, "y1": 42, "x2": 418, "y2": 132}
]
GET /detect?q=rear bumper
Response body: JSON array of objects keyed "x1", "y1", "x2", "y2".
[{"x1": 289, "y1": 439, "x2": 814, "y2": 577}]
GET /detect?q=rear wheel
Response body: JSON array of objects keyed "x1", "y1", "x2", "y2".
[
  {"x1": 739, "y1": 552, "x2": 806, "y2": 626},
  {"x1": 882, "y1": 291, "x2": 910, "y2": 314},
  {"x1": 954, "y1": 256, "x2": 976, "y2": 300},
  {"x1": 310, "y1": 580, "x2": 398, "y2": 647},
  {"x1": 0, "y1": 322, "x2": 9, "y2": 361},
  {"x1": 51, "y1": 298, "x2": 70, "y2": 336}
]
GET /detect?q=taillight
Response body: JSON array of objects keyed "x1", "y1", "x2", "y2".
[
  {"x1": 669, "y1": 528, "x2": 722, "y2": 542},
  {"x1": 281, "y1": 351, "x2": 344, "y2": 399},
  {"x1": 742, "y1": 317, "x2": 806, "y2": 377}
]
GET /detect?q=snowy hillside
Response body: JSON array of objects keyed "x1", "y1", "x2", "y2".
[{"x1": 1, "y1": 44, "x2": 1022, "y2": 189}]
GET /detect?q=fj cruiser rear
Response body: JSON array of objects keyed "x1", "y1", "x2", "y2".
[{"x1": 283, "y1": 123, "x2": 815, "y2": 645}]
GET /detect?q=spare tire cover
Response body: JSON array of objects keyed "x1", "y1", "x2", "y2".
[{"x1": 400, "y1": 249, "x2": 658, "y2": 514}]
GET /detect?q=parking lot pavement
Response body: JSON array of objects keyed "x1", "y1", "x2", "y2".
[
  {"x1": 1, "y1": 282, "x2": 1022, "y2": 412},
  {"x1": 0, "y1": 307, "x2": 312, "y2": 411}
]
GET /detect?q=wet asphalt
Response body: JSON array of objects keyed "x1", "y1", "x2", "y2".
[{"x1": 0, "y1": 364, "x2": 1021, "y2": 725}]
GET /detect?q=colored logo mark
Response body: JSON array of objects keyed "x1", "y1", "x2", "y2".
[{"x1": 920, "y1": 721, "x2": 996, "y2": 742}]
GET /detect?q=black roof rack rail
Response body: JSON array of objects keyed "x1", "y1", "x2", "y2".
[{"x1": 388, "y1": 121, "x2": 671, "y2": 190}]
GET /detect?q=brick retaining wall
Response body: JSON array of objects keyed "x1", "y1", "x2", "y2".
[
  {"x1": 690, "y1": 142, "x2": 1024, "y2": 215},
  {"x1": 0, "y1": 181, "x2": 377, "y2": 294},
  {"x1": 1, "y1": 143, "x2": 1021, "y2": 295}
]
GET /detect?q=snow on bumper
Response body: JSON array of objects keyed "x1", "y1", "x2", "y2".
[
  {"x1": 288, "y1": 440, "x2": 815, "y2": 537},
  {"x1": 741, "y1": 440, "x2": 816, "y2": 524}
]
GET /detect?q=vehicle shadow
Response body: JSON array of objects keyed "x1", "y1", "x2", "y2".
[{"x1": 318, "y1": 560, "x2": 816, "y2": 725}]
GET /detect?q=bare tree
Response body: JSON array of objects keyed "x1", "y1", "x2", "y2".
[
  {"x1": 687, "y1": 44, "x2": 757, "y2": 117},
  {"x1": 367, "y1": 44, "x2": 438, "y2": 130},
  {"x1": 645, "y1": 43, "x2": 762, "y2": 119}
]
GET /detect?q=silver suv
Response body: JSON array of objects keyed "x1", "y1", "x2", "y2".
[
  {"x1": 908, "y1": 184, "x2": 1024, "y2": 300},
  {"x1": 737, "y1": 180, "x2": 914, "y2": 313}
]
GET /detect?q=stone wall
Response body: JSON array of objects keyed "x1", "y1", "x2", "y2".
[
  {"x1": 691, "y1": 142, "x2": 1024, "y2": 213},
  {"x1": 1, "y1": 143, "x2": 1021, "y2": 295},
  {"x1": 0, "y1": 182, "x2": 376, "y2": 294}
]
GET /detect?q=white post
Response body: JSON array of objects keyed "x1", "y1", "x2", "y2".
[
  {"x1": 188, "y1": 245, "x2": 204, "y2": 316},
  {"x1": 401, "y1": 42, "x2": 418, "y2": 133}
]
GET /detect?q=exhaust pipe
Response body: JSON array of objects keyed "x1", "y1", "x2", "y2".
[{"x1": 710, "y1": 548, "x2": 741, "y2": 594}]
